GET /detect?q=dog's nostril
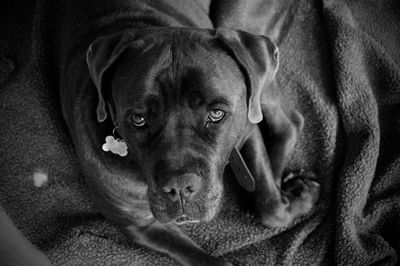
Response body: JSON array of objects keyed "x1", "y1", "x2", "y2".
[
  {"x1": 163, "y1": 187, "x2": 173, "y2": 194},
  {"x1": 181, "y1": 179, "x2": 201, "y2": 199},
  {"x1": 162, "y1": 187, "x2": 179, "y2": 201},
  {"x1": 183, "y1": 185, "x2": 195, "y2": 196},
  {"x1": 163, "y1": 187, "x2": 178, "y2": 196}
]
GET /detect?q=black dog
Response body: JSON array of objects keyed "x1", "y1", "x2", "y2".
[{"x1": 60, "y1": 0, "x2": 320, "y2": 265}]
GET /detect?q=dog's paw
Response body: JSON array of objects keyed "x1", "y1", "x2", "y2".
[
  {"x1": 257, "y1": 169, "x2": 320, "y2": 228},
  {"x1": 281, "y1": 169, "x2": 320, "y2": 213}
]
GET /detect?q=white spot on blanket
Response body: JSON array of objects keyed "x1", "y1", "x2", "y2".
[{"x1": 33, "y1": 170, "x2": 48, "y2": 187}]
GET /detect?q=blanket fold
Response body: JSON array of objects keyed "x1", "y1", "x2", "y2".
[{"x1": 322, "y1": 1, "x2": 400, "y2": 264}]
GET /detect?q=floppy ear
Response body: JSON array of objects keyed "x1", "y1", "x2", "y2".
[
  {"x1": 86, "y1": 31, "x2": 146, "y2": 122},
  {"x1": 216, "y1": 28, "x2": 279, "y2": 124}
]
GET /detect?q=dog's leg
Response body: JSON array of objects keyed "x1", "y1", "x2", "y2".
[
  {"x1": 123, "y1": 219, "x2": 230, "y2": 266},
  {"x1": 241, "y1": 114, "x2": 320, "y2": 227}
]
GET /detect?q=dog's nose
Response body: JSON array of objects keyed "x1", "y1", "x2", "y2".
[{"x1": 162, "y1": 174, "x2": 201, "y2": 202}]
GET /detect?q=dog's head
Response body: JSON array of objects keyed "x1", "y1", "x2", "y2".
[{"x1": 86, "y1": 27, "x2": 278, "y2": 224}]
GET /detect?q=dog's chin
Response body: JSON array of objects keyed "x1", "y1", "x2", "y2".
[
  {"x1": 151, "y1": 207, "x2": 220, "y2": 225},
  {"x1": 173, "y1": 215, "x2": 201, "y2": 225},
  {"x1": 149, "y1": 189, "x2": 224, "y2": 225}
]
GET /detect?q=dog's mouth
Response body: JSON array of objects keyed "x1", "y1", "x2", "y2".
[{"x1": 174, "y1": 214, "x2": 200, "y2": 225}]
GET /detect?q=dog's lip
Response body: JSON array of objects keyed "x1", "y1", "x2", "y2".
[{"x1": 174, "y1": 215, "x2": 200, "y2": 225}]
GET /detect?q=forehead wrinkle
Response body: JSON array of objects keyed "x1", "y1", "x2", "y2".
[
  {"x1": 114, "y1": 44, "x2": 171, "y2": 108},
  {"x1": 178, "y1": 46, "x2": 242, "y2": 109},
  {"x1": 168, "y1": 36, "x2": 225, "y2": 106}
]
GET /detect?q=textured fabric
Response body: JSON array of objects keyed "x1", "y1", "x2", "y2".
[{"x1": 1, "y1": 0, "x2": 399, "y2": 265}]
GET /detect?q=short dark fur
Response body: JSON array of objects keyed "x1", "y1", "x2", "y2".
[{"x1": 60, "y1": 1, "x2": 320, "y2": 265}]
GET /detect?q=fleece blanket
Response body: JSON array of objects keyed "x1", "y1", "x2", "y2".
[{"x1": 1, "y1": 0, "x2": 400, "y2": 265}]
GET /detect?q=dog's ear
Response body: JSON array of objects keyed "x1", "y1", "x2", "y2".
[
  {"x1": 216, "y1": 28, "x2": 279, "y2": 124},
  {"x1": 86, "y1": 31, "x2": 146, "y2": 122}
]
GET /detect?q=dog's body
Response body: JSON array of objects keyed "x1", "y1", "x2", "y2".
[{"x1": 60, "y1": 0, "x2": 319, "y2": 264}]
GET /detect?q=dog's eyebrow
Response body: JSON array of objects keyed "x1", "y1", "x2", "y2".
[
  {"x1": 186, "y1": 89, "x2": 232, "y2": 109},
  {"x1": 207, "y1": 96, "x2": 231, "y2": 107}
]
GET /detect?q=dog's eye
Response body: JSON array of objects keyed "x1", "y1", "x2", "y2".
[
  {"x1": 207, "y1": 109, "x2": 225, "y2": 123},
  {"x1": 130, "y1": 114, "x2": 146, "y2": 127}
]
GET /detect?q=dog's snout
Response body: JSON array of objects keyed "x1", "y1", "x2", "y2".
[{"x1": 162, "y1": 174, "x2": 202, "y2": 202}]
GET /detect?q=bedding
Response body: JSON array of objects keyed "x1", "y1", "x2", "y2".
[{"x1": 0, "y1": 0, "x2": 399, "y2": 265}]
